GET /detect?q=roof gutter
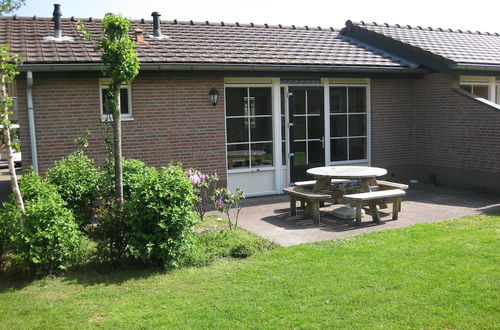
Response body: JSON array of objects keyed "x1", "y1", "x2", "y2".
[
  {"x1": 26, "y1": 71, "x2": 38, "y2": 173},
  {"x1": 18, "y1": 62, "x2": 425, "y2": 74},
  {"x1": 452, "y1": 63, "x2": 500, "y2": 73}
]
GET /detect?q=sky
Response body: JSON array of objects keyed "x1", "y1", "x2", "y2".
[{"x1": 10, "y1": 0, "x2": 500, "y2": 33}]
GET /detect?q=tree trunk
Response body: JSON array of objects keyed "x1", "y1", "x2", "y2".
[
  {"x1": 0, "y1": 74, "x2": 24, "y2": 213},
  {"x1": 112, "y1": 85, "x2": 123, "y2": 209}
]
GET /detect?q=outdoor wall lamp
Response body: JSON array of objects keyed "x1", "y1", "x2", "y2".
[{"x1": 208, "y1": 87, "x2": 219, "y2": 106}]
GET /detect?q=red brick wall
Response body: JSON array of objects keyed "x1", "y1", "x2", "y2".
[
  {"x1": 17, "y1": 75, "x2": 227, "y2": 185},
  {"x1": 414, "y1": 73, "x2": 500, "y2": 191},
  {"x1": 370, "y1": 77, "x2": 416, "y2": 181}
]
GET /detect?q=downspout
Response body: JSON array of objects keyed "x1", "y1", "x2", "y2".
[{"x1": 26, "y1": 71, "x2": 38, "y2": 172}]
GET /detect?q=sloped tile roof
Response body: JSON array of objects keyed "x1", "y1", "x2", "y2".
[
  {"x1": 343, "y1": 21, "x2": 500, "y2": 67},
  {"x1": 0, "y1": 16, "x2": 406, "y2": 68}
]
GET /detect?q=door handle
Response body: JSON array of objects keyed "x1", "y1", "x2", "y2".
[{"x1": 321, "y1": 137, "x2": 325, "y2": 149}]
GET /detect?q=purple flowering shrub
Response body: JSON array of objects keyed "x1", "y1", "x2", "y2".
[
  {"x1": 187, "y1": 169, "x2": 219, "y2": 220},
  {"x1": 212, "y1": 187, "x2": 245, "y2": 230}
]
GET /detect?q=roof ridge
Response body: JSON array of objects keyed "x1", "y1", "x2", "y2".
[
  {"x1": 347, "y1": 20, "x2": 500, "y2": 36},
  {"x1": 1, "y1": 15, "x2": 341, "y2": 32}
]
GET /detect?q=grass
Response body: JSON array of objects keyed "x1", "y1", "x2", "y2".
[{"x1": 0, "y1": 212, "x2": 499, "y2": 329}]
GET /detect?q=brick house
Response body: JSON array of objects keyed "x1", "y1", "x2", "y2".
[{"x1": 1, "y1": 9, "x2": 499, "y2": 195}]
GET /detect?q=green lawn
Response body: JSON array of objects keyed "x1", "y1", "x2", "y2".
[{"x1": 1, "y1": 213, "x2": 499, "y2": 329}]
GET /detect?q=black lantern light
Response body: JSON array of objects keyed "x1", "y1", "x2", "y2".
[{"x1": 208, "y1": 87, "x2": 219, "y2": 106}]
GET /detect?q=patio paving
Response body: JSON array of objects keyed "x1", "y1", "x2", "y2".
[{"x1": 233, "y1": 184, "x2": 500, "y2": 246}]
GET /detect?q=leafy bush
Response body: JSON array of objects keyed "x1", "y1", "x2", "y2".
[
  {"x1": 47, "y1": 151, "x2": 102, "y2": 228},
  {"x1": 0, "y1": 171, "x2": 83, "y2": 275},
  {"x1": 180, "y1": 224, "x2": 277, "y2": 268},
  {"x1": 91, "y1": 158, "x2": 149, "y2": 262},
  {"x1": 123, "y1": 164, "x2": 196, "y2": 267},
  {"x1": 101, "y1": 158, "x2": 148, "y2": 200}
]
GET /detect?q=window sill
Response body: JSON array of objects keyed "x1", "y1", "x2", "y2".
[
  {"x1": 227, "y1": 167, "x2": 275, "y2": 174},
  {"x1": 101, "y1": 116, "x2": 134, "y2": 122}
]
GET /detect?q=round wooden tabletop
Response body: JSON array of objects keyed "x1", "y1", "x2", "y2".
[{"x1": 306, "y1": 166, "x2": 387, "y2": 179}]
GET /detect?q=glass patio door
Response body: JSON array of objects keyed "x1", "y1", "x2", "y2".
[{"x1": 288, "y1": 87, "x2": 325, "y2": 182}]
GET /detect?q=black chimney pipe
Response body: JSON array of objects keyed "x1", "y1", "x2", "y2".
[
  {"x1": 53, "y1": 4, "x2": 62, "y2": 38},
  {"x1": 151, "y1": 12, "x2": 161, "y2": 37}
]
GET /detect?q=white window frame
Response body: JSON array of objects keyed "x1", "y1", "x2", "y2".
[
  {"x1": 224, "y1": 84, "x2": 275, "y2": 173},
  {"x1": 328, "y1": 83, "x2": 371, "y2": 165},
  {"x1": 459, "y1": 76, "x2": 497, "y2": 104},
  {"x1": 99, "y1": 79, "x2": 134, "y2": 122}
]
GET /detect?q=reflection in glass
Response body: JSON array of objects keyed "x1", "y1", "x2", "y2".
[
  {"x1": 250, "y1": 88, "x2": 272, "y2": 115},
  {"x1": 250, "y1": 117, "x2": 273, "y2": 142},
  {"x1": 293, "y1": 141, "x2": 306, "y2": 165},
  {"x1": 251, "y1": 142, "x2": 273, "y2": 167},
  {"x1": 227, "y1": 144, "x2": 250, "y2": 169}
]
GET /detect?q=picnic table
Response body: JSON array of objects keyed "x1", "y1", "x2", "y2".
[{"x1": 306, "y1": 166, "x2": 387, "y2": 193}]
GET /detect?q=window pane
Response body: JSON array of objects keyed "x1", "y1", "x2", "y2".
[
  {"x1": 330, "y1": 87, "x2": 346, "y2": 113},
  {"x1": 102, "y1": 89, "x2": 111, "y2": 115},
  {"x1": 348, "y1": 87, "x2": 366, "y2": 113},
  {"x1": 280, "y1": 87, "x2": 285, "y2": 115},
  {"x1": 293, "y1": 141, "x2": 306, "y2": 165},
  {"x1": 281, "y1": 115, "x2": 286, "y2": 142},
  {"x1": 249, "y1": 88, "x2": 272, "y2": 115},
  {"x1": 308, "y1": 115, "x2": 322, "y2": 139},
  {"x1": 251, "y1": 142, "x2": 273, "y2": 167},
  {"x1": 102, "y1": 88, "x2": 129, "y2": 115},
  {"x1": 307, "y1": 90, "x2": 322, "y2": 114},
  {"x1": 293, "y1": 116, "x2": 306, "y2": 140},
  {"x1": 308, "y1": 141, "x2": 322, "y2": 165},
  {"x1": 250, "y1": 117, "x2": 273, "y2": 142},
  {"x1": 330, "y1": 115, "x2": 347, "y2": 137},
  {"x1": 293, "y1": 90, "x2": 306, "y2": 114},
  {"x1": 349, "y1": 137, "x2": 366, "y2": 160},
  {"x1": 473, "y1": 85, "x2": 488, "y2": 99},
  {"x1": 282, "y1": 141, "x2": 287, "y2": 166},
  {"x1": 349, "y1": 114, "x2": 366, "y2": 137},
  {"x1": 460, "y1": 85, "x2": 472, "y2": 93},
  {"x1": 227, "y1": 144, "x2": 250, "y2": 169},
  {"x1": 226, "y1": 88, "x2": 247, "y2": 116},
  {"x1": 331, "y1": 138, "x2": 347, "y2": 161},
  {"x1": 120, "y1": 88, "x2": 129, "y2": 114},
  {"x1": 226, "y1": 118, "x2": 248, "y2": 143}
]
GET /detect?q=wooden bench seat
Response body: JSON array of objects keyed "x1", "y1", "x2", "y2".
[
  {"x1": 374, "y1": 180, "x2": 409, "y2": 190},
  {"x1": 343, "y1": 189, "x2": 406, "y2": 225},
  {"x1": 294, "y1": 178, "x2": 350, "y2": 188},
  {"x1": 283, "y1": 186, "x2": 331, "y2": 224}
]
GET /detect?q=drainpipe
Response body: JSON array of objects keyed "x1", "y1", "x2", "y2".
[{"x1": 26, "y1": 71, "x2": 38, "y2": 172}]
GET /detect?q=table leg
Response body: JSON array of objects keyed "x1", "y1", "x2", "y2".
[
  {"x1": 369, "y1": 201, "x2": 381, "y2": 223},
  {"x1": 303, "y1": 177, "x2": 331, "y2": 220}
]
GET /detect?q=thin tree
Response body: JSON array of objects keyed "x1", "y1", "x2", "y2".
[
  {"x1": 0, "y1": 45, "x2": 23, "y2": 212},
  {"x1": 0, "y1": 0, "x2": 25, "y2": 15},
  {"x1": 97, "y1": 14, "x2": 139, "y2": 209}
]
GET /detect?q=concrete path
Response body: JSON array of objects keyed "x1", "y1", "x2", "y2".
[{"x1": 233, "y1": 184, "x2": 500, "y2": 246}]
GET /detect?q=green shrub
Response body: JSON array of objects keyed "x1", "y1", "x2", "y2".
[
  {"x1": 0, "y1": 171, "x2": 83, "y2": 275},
  {"x1": 180, "y1": 227, "x2": 277, "y2": 268},
  {"x1": 47, "y1": 151, "x2": 102, "y2": 228},
  {"x1": 123, "y1": 164, "x2": 196, "y2": 267},
  {"x1": 91, "y1": 158, "x2": 149, "y2": 263}
]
